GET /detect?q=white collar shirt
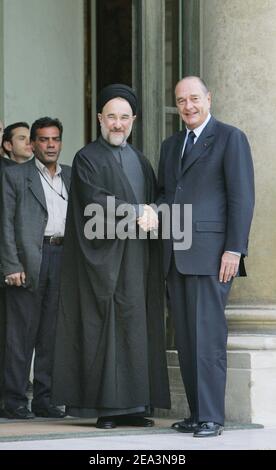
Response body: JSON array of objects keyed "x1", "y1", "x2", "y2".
[
  {"x1": 35, "y1": 158, "x2": 68, "y2": 236},
  {"x1": 182, "y1": 113, "x2": 212, "y2": 155}
]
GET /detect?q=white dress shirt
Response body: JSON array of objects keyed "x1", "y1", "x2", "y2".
[
  {"x1": 35, "y1": 158, "x2": 68, "y2": 236},
  {"x1": 181, "y1": 113, "x2": 211, "y2": 155}
]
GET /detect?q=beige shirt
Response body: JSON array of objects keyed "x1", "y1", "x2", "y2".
[{"x1": 35, "y1": 158, "x2": 68, "y2": 236}]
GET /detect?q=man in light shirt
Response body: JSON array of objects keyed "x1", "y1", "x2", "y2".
[
  {"x1": 0, "y1": 117, "x2": 71, "y2": 419},
  {"x1": 156, "y1": 76, "x2": 254, "y2": 437}
]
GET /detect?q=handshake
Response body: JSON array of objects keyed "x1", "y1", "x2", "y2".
[{"x1": 137, "y1": 204, "x2": 159, "y2": 232}]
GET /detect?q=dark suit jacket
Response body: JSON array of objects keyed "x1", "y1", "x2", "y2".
[
  {"x1": 0, "y1": 158, "x2": 17, "y2": 287},
  {"x1": 156, "y1": 116, "x2": 255, "y2": 277},
  {"x1": 0, "y1": 157, "x2": 71, "y2": 291}
]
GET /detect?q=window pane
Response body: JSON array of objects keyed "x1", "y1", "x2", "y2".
[{"x1": 166, "y1": 112, "x2": 180, "y2": 138}]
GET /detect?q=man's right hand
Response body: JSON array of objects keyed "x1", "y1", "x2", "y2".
[
  {"x1": 5, "y1": 272, "x2": 26, "y2": 287},
  {"x1": 137, "y1": 205, "x2": 159, "y2": 232}
]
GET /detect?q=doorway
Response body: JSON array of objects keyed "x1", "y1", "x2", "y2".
[
  {"x1": 97, "y1": 0, "x2": 132, "y2": 90},
  {"x1": 84, "y1": 0, "x2": 132, "y2": 143}
]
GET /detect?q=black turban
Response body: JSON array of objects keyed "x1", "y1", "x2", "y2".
[{"x1": 97, "y1": 84, "x2": 137, "y2": 115}]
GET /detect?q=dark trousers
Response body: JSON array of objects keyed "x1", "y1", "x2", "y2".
[
  {"x1": 167, "y1": 257, "x2": 232, "y2": 425},
  {"x1": 0, "y1": 288, "x2": 6, "y2": 406},
  {"x1": 4, "y1": 243, "x2": 63, "y2": 410}
]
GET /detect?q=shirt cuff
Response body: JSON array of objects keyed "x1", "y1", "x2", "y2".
[{"x1": 226, "y1": 251, "x2": 241, "y2": 257}]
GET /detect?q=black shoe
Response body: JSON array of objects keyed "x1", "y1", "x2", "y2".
[
  {"x1": 115, "y1": 415, "x2": 155, "y2": 427},
  {"x1": 4, "y1": 405, "x2": 35, "y2": 420},
  {"x1": 96, "y1": 417, "x2": 117, "y2": 429},
  {"x1": 32, "y1": 405, "x2": 66, "y2": 418},
  {"x1": 171, "y1": 417, "x2": 198, "y2": 433},
  {"x1": 193, "y1": 422, "x2": 224, "y2": 437}
]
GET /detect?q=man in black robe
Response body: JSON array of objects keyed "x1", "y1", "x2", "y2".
[{"x1": 51, "y1": 84, "x2": 171, "y2": 429}]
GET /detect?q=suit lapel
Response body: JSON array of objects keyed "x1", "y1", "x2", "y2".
[
  {"x1": 173, "y1": 131, "x2": 186, "y2": 180},
  {"x1": 180, "y1": 117, "x2": 216, "y2": 176},
  {"x1": 27, "y1": 158, "x2": 47, "y2": 212}
]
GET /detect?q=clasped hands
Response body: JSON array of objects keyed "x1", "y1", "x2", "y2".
[{"x1": 137, "y1": 205, "x2": 158, "y2": 232}]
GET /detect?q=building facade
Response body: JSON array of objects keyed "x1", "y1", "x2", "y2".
[{"x1": 0, "y1": 0, "x2": 275, "y2": 424}]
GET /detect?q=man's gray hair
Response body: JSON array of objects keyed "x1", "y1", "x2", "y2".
[{"x1": 176, "y1": 76, "x2": 209, "y2": 95}]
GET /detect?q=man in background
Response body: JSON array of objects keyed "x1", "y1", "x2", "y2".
[
  {"x1": 0, "y1": 120, "x2": 31, "y2": 413},
  {"x1": 0, "y1": 121, "x2": 17, "y2": 414},
  {"x1": 2, "y1": 122, "x2": 33, "y2": 163},
  {"x1": 0, "y1": 117, "x2": 71, "y2": 419}
]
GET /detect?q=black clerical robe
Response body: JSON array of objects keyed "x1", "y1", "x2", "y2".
[{"x1": 51, "y1": 138, "x2": 170, "y2": 417}]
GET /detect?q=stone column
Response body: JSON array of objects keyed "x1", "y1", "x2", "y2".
[
  {"x1": 132, "y1": 0, "x2": 166, "y2": 172},
  {"x1": 201, "y1": 0, "x2": 276, "y2": 425}
]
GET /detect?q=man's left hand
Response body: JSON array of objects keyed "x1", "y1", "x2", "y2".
[{"x1": 219, "y1": 252, "x2": 240, "y2": 283}]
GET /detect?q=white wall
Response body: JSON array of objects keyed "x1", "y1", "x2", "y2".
[{"x1": 1, "y1": 0, "x2": 84, "y2": 164}]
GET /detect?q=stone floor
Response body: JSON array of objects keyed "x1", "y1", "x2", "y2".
[{"x1": 0, "y1": 416, "x2": 273, "y2": 450}]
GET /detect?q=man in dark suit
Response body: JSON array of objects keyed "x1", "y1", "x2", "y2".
[
  {"x1": 0, "y1": 155, "x2": 16, "y2": 414},
  {"x1": 157, "y1": 76, "x2": 254, "y2": 437},
  {"x1": 0, "y1": 122, "x2": 32, "y2": 414},
  {"x1": 0, "y1": 119, "x2": 7, "y2": 411},
  {"x1": 0, "y1": 117, "x2": 71, "y2": 419}
]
